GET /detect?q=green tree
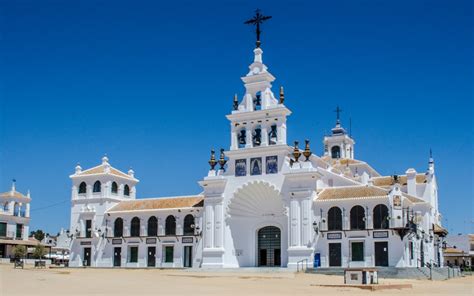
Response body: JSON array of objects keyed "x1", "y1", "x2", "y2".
[
  {"x1": 32, "y1": 244, "x2": 47, "y2": 259},
  {"x1": 30, "y1": 229, "x2": 45, "y2": 241},
  {"x1": 12, "y1": 245, "x2": 27, "y2": 259}
]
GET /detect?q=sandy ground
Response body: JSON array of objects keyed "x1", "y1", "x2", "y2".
[{"x1": 0, "y1": 264, "x2": 472, "y2": 296}]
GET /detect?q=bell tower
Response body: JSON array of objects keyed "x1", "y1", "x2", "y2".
[
  {"x1": 323, "y1": 106, "x2": 355, "y2": 159},
  {"x1": 227, "y1": 47, "x2": 291, "y2": 150}
]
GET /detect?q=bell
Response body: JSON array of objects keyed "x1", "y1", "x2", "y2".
[
  {"x1": 238, "y1": 130, "x2": 246, "y2": 145},
  {"x1": 269, "y1": 125, "x2": 277, "y2": 144},
  {"x1": 253, "y1": 129, "x2": 262, "y2": 146}
]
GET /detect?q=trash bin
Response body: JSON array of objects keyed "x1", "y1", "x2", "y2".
[{"x1": 314, "y1": 253, "x2": 321, "y2": 268}]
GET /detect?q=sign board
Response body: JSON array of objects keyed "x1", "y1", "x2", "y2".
[
  {"x1": 182, "y1": 237, "x2": 193, "y2": 244},
  {"x1": 327, "y1": 232, "x2": 342, "y2": 240},
  {"x1": 146, "y1": 238, "x2": 157, "y2": 244},
  {"x1": 373, "y1": 231, "x2": 389, "y2": 238},
  {"x1": 80, "y1": 241, "x2": 92, "y2": 246},
  {"x1": 112, "y1": 239, "x2": 122, "y2": 245}
]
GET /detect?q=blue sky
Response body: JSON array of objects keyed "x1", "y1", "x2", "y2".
[{"x1": 1, "y1": 0, "x2": 472, "y2": 235}]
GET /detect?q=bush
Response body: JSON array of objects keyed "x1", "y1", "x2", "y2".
[
  {"x1": 12, "y1": 245, "x2": 27, "y2": 259},
  {"x1": 33, "y1": 244, "x2": 47, "y2": 259}
]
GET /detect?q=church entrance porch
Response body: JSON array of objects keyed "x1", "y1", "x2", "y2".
[{"x1": 257, "y1": 226, "x2": 281, "y2": 267}]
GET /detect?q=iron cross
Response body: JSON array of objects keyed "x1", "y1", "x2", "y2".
[
  {"x1": 244, "y1": 9, "x2": 272, "y2": 48},
  {"x1": 334, "y1": 106, "x2": 342, "y2": 121}
]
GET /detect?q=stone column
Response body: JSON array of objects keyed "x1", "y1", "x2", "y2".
[
  {"x1": 214, "y1": 202, "x2": 224, "y2": 248},
  {"x1": 261, "y1": 126, "x2": 268, "y2": 146},
  {"x1": 246, "y1": 127, "x2": 253, "y2": 148},
  {"x1": 290, "y1": 199, "x2": 300, "y2": 247},
  {"x1": 204, "y1": 203, "x2": 214, "y2": 249},
  {"x1": 300, "y1": 198, "x2": 312, "y2": 246}
]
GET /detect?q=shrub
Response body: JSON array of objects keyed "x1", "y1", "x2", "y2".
[
  {"x1": 12, "y1": 245, "x2": 27, "y2": 259},
  {"x1": 33, "y1": 244, "x2": 47, "y2": 259}
]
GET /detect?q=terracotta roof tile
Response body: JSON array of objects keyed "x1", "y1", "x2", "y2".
[
  {"x1": 372, "y1": 174, "x2": 427, "y2": 187},
  {"x1": 79, "y1": 164, "x2": 132, "y2": 179},
  {"x1": 0, "y1": 190, "x2": 30, "y2": 200},
  {"x1": 443, "y1": 247, "x2": 464, "y2": 254},
  {"x1": 107, "y1": 196, "x2": 204, "y2": 212},
  {"x1": 316, "y1": 186, "x2": 388, "y2": 201}
]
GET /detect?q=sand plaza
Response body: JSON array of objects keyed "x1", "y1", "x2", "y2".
[{"x1": 1, "y1": 264, "x2": 472, "y2": 296}]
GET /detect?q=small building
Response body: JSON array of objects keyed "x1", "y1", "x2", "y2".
[
  {"x1": 0, "y1": 182, "x2": 32, "y2": 259},
  {"x1": 444, "y1": 234, "x2": 473, "y2": 268}
]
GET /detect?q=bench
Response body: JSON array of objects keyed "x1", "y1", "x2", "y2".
[
  {"x1": 14, "y1": 260, "x2": 24, "y2": 269},
  {"x1": 35, "y1": 260, "x2": 46, "y2": 268}
]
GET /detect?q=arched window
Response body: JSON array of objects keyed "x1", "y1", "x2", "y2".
[
  {"x1": 165, "y1": 215, "x2": 176, "y2": 235},
  {"x1": 20, "y1": 204, "x2": 26, "y2": 217},
  {"x1": 130, "y1": 217, "x2": 140, "y2": 237},
  {"x1": 373, "y1": 204, "x2": 389, "y2": 229},
  {"x1": 147, "y1": 216, "x2": 158, "y2": 236},
  {"x1": 183, "y1": 214, "x2": 195, "y2": 236},
  {"x1": 114, "y1": 218, "x2": 123, "y2": 237},
  {"x1": 252, "y1": 126, "x2": 262, "y2": 147},
  {"x1": 253, "y1": 91, "x2": 262, "y2": 110},
  {"x1": 350, "y1": 205, "x2": 365, "y2": 230},
  {"x1": 238, "y1": 129, "x2": 247, "y2": 148},
  {"x1": 111, "y1": 182, "x2": 118, "y2": 194},
  {"x1": 13, "y1": 203, "x2": 20, "y2": 216},
  {"x1": 78, "y1": 182, "x2": 87, "y2": 194},
  {"x1": 327, "y1": 207, "x2": 342, "y2": 231},
  {"x1": 3, "y1": 202, "x2": 9, "y2": 212},
  {"x1": 331, "y1": 146, "x2": 341, "y2": 159},
  {"x1": 268, "y1": 124, "x2": 278, "y2": 145},
  {"x1": 124, "y1": 185, "x2": 130, "y2": 196},
  {"x1": 93, "y1": 181, "x2": 101, "y2": 193}
]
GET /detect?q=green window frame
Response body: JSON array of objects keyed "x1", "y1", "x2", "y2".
[
  {"x1": 129, "y1": 246, "x2": 138, "y2": 263},
  {"x1": 16, "y1": 224, "x2": 23, "y2": 238},
  {"x1": 0, "y1": 222, "x2": 6, "y2": 237},
  {"x1": 351, "y1": 242, "x2": 364, "y2": 262},
  {"x1": 164, "y1": 246, "x2": 174, "y2": 263}
]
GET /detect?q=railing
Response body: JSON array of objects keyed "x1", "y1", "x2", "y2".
[{"x1": 296, "y1": 259, "x2": 309, "y2": 272}]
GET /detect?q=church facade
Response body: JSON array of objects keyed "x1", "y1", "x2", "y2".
[{"x1": 68, "y1": 44, "x2": 447, "y2": 269}]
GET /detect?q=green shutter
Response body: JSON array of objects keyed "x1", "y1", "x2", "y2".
[
  {"x1": 0, "y1": 223, "x2": 6, "y2": 237},
  {"x1": 351, "y1": 242, "x2": 364, "y2": 261}
]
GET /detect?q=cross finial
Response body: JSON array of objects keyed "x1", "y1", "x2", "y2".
[
  {"x1": 244, "y1": 9, "x2": 272, "y2": 48},
  {"x1": 334, "y1": 106, "x2": 342, "y2": 124}
]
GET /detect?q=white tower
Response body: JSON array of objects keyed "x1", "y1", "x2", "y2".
[
  {"x1": 69, "y1": 156, "x2": 139, "y2": 267},
  {"x1": 323, "y1": 107, "x2": 355, "y2": 159},
  {"x1": 227, "y1": 47, "x2": 291, "y2": 151}
]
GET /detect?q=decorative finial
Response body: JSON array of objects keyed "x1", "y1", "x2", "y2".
[
  {"x1": 102, "y1": 154, "x2": 109, "y2": 164},
  {"x1": 75, "y1": 163, "x2": 82, "y2": 174},
  {"x1": 303, "y1": 139, "x2": 312, "y2": 161},
  {"x1": 208, "y1": 149, "x2": 217, "y2": 171},
  {"x1": 11, "y1": 179, "x2": 16, "y2": 192},
  {"x1": 429, "y1": 148, "x2": 433, "y2": 161},
  {"x1": 218, "y1": 148, "x2": 227, "y2": 171},
  {"x1": 128, "y1": 167, "x2": 135, "y2": 177},
  {"x1": 233, "y1": 94, "x2": 239, "y2": 111},
  {"x1": 292, "y1": 141, "x2": 301, "y2": 162},
  {"x1": 244, "y1": 9, "x2": 272, "y2": 48},
  {"x1": 279, "y1": 86, "x2": 284, "y2": 104}
]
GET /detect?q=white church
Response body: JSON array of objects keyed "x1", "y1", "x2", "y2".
[{"x1": 68, "y1": 25, "x2": 447, "y2": 269}]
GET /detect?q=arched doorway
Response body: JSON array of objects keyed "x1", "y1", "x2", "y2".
[{"x1": 257, "y1": 226, "x2": 281, "y2": 267}]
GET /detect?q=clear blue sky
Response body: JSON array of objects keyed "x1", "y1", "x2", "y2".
[{"x1": 1, "y1": 0, "x2": 472, "y2": 235}]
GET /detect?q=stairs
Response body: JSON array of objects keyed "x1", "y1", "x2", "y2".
[{"x1": 306, "y1": 267, "x2": 462, "y2": 280}]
